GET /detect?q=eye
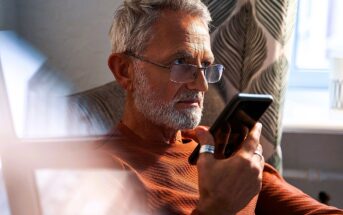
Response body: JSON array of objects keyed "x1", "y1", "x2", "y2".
[
  {"x1": 201, "y1": 61, "x2": 212, "y2": 67},
  {"x1": 173, "y1": 58, "x2": 187, "y2": 65}
]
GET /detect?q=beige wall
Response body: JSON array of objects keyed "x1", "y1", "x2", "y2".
[
  {"x1": 13, "y1": 0, "x2": 121, "y2": 93},
  {"x1": 282, "y1": 131, "x2": 343, "y2": 208},
  {"x1": 0, "y1": 0, "x2": 17, "y2": 30}
]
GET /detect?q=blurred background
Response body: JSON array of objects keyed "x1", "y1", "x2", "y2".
[{"x1": 0, "y1": 0, "x2": 342, "y2": 214}]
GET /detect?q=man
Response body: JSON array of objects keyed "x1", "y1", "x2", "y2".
[{"x1": 102, "y1": 0, "x2": 343, "y2": 214}]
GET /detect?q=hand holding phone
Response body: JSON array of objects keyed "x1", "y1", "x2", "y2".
[{"x1": 188, "y1": 93, "x2": 273, "y2": 165}]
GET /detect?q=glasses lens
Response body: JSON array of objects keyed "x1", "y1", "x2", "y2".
[
  {"x1": 170, "y1": 64, "x2": 197, "y2": 83},
  {"x1": 170, "y1": 64, "x2": 224, "y2": 83},
  {"x1": 205, "y1": 64, "x2": 224, "y2": 83}
]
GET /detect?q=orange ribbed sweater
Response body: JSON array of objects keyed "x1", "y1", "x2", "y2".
[{"x1": 97, "y1": 123, "x2": 343, "y2": 215}]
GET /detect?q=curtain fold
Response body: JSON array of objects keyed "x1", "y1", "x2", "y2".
[{"x1": 204, "y1": 0, "x2": 297, "y2": 171}]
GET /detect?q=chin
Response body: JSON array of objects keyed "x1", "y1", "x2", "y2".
[{"x1": 167, "y1": 109, "x2": 202, "y2": 130}]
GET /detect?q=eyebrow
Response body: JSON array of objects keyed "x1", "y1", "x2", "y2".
[
  {"x1": 168, "y1": 50, "x2": 215, "y2": 63},
  {"x1": 170, "y1": 50, "x2": 193, "y2": 59}
]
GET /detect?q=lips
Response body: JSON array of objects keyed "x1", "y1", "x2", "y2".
[
  {"x1": 174, "y1": 91, "x2": 203, "y2": 108},
  {"x1": 176, "y1": 98, "x2": 203, "y2": 109},
  {"x1": 177, "y1": 99, "x2": 200, "y2": 105}
]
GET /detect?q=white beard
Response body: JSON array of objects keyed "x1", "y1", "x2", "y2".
[{"x1": 132, "y1": 63, "x2": 203, "y2": 130}]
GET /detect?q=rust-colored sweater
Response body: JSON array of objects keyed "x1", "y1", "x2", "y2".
[{"x1": 97, "y1": 123, "x2": 342, "y2": 214}]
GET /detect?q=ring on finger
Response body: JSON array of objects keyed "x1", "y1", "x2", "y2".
[
  {"x1": 253, "y1": 151, "x2": 264, "y2": 161},
  {"x1": 199, "y1": 145, "x2": 215, "y2": 154}
]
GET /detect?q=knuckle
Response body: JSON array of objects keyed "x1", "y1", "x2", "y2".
[
  {"x1": 235, "y1": 154, "x2": 251, "y2": 167},
  {"x1": 235, "y1": 155, "x2": 255, "y2": 170},
  {"x1": 232, "y1": 154, "x2": 263, "y2": 174},
  {"x1": 250, "y1": 164, "x2": 261, "y2": 176}
]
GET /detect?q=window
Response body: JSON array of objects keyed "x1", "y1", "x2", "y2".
[
  {"x1": 288, "y1": 0, "x2": 343, "y2": 89},
  {"x1": 283, "y1": 0, "x2": 343, "y2": 130}
]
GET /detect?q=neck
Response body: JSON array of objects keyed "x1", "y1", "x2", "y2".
[{"x1": 121, "y1": 97, "x2": 180, "y2": 144}]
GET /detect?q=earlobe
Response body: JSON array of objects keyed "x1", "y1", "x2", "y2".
[{"x1": 108, "y1": 53, "x2": 133, "y2": 91}]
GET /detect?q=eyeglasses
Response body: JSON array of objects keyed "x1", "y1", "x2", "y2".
[{"x1": 125, "y1": 52, "x2": 224, "y2": 84}]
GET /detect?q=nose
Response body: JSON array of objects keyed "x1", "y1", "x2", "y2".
[{"x1": 186, "y1": 69, "x2": 208, "y2": 92}]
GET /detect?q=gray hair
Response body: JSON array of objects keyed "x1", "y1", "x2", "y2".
[{"x1": 109, "y1": 0, "x2": 212, "y2": 54}]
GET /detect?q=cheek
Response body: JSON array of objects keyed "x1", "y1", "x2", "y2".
[
  {"x1": 150, "y1": 80, "x2": 183, "y2": 103},
  {"x1": 166, "y1": 83, "x2": 183, "y2": 101},
  {"x1": 147, "y1": 70, "x2": 183, "y2": 102}
]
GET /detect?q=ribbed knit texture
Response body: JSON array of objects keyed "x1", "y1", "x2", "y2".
[
  {"x1": 98, "y1": 123, "x2": 258, "y2": 214},
  {"x1": 97, "y1": 122, "x2": 342, "y2": 214},
  {"x1": 256, "y1": 165, "x2": 343, "y2": 215},
  {"x1": 99, "y1": 123, "x2": 200, "y2": 214}
]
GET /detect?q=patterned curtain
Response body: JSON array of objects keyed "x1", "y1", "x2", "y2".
[{"x1": 202, "y1": 0, "x2": 297, "y2": 171}]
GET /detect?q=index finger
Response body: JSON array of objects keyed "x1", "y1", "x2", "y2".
[
  {"x1": 188, "y1": 126, "x2": 215, "y2": 165},
  {"x1": 239, "y1": 122, "x2": 262, "y2": 155},
  {"x1": 213, "y1": 123, "x2": 231, "y2": 159}
]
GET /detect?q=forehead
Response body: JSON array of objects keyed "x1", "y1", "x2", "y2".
[{"x1": 143, "y1": 10, "x2": 212, "y2": 59}]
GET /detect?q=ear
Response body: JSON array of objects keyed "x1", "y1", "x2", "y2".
[{"x1": 108, "y1": 53, "x2": 133, "y2": 91}]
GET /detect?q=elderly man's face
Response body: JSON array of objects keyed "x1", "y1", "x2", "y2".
[{"x1": 132, "y1": 10, "x2": 213, "y2": 130}]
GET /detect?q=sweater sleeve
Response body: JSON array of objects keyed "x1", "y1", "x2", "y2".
[{"x1": 256, "y1": 164, "x2": 343, "y2": 215}]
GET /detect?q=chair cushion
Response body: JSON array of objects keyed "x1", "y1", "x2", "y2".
[{"x1": 68, "y1": 81, "x2": 225, "y2": 135}]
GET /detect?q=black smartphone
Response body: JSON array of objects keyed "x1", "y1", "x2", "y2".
[{"x1": 188, "y1": 93, "x2": 273, "y2": 165}]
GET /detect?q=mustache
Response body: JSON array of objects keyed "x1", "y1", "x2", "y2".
[{"x1": 174, "y1": 90, "x2": 203, "y2": 101}]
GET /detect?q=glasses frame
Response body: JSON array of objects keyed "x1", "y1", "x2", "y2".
[{"x1": 124, "y1": 52, "x2": 224, "y2": 84}]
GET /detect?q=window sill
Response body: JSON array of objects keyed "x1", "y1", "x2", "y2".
[{"x1": 282, "y1": 88, "x2": 343, "y2": 134}]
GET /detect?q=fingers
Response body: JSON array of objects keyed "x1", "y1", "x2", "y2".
[
  {"x1": 194, "y1": 126, "x2": 215, "y2": 166},
  {"x1": 213, "y1": 123, "x2": 230, "y2": 159},
  {"x1": 240, "y1": 123, "x2": 262, "y2": 154},
  {"x1": 241, "y1": 126, "x2": 249, "y2": 142},
  {"x1": 255, "y1": 143, "x2": 263, "y2": 155},
  {"x1": 252, "y1": 144, "x2": 264, "y2": 168},
  {"x1": 194, "y1": 122, "x2": 263, "y2": 167},
  {"x1": 194, "y1": 123, "x2": 264, "y2": 214},
  {"x1": 235, "y1": 123, "x2": 264, "y2": 169},
  {"x1": 194, "y1": 126, "x2": 213, "y2": 147}
]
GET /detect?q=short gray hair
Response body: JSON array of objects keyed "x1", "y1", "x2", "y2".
[{"x1": 109, "y1": 0, "x2": 212, "y2": 53}]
